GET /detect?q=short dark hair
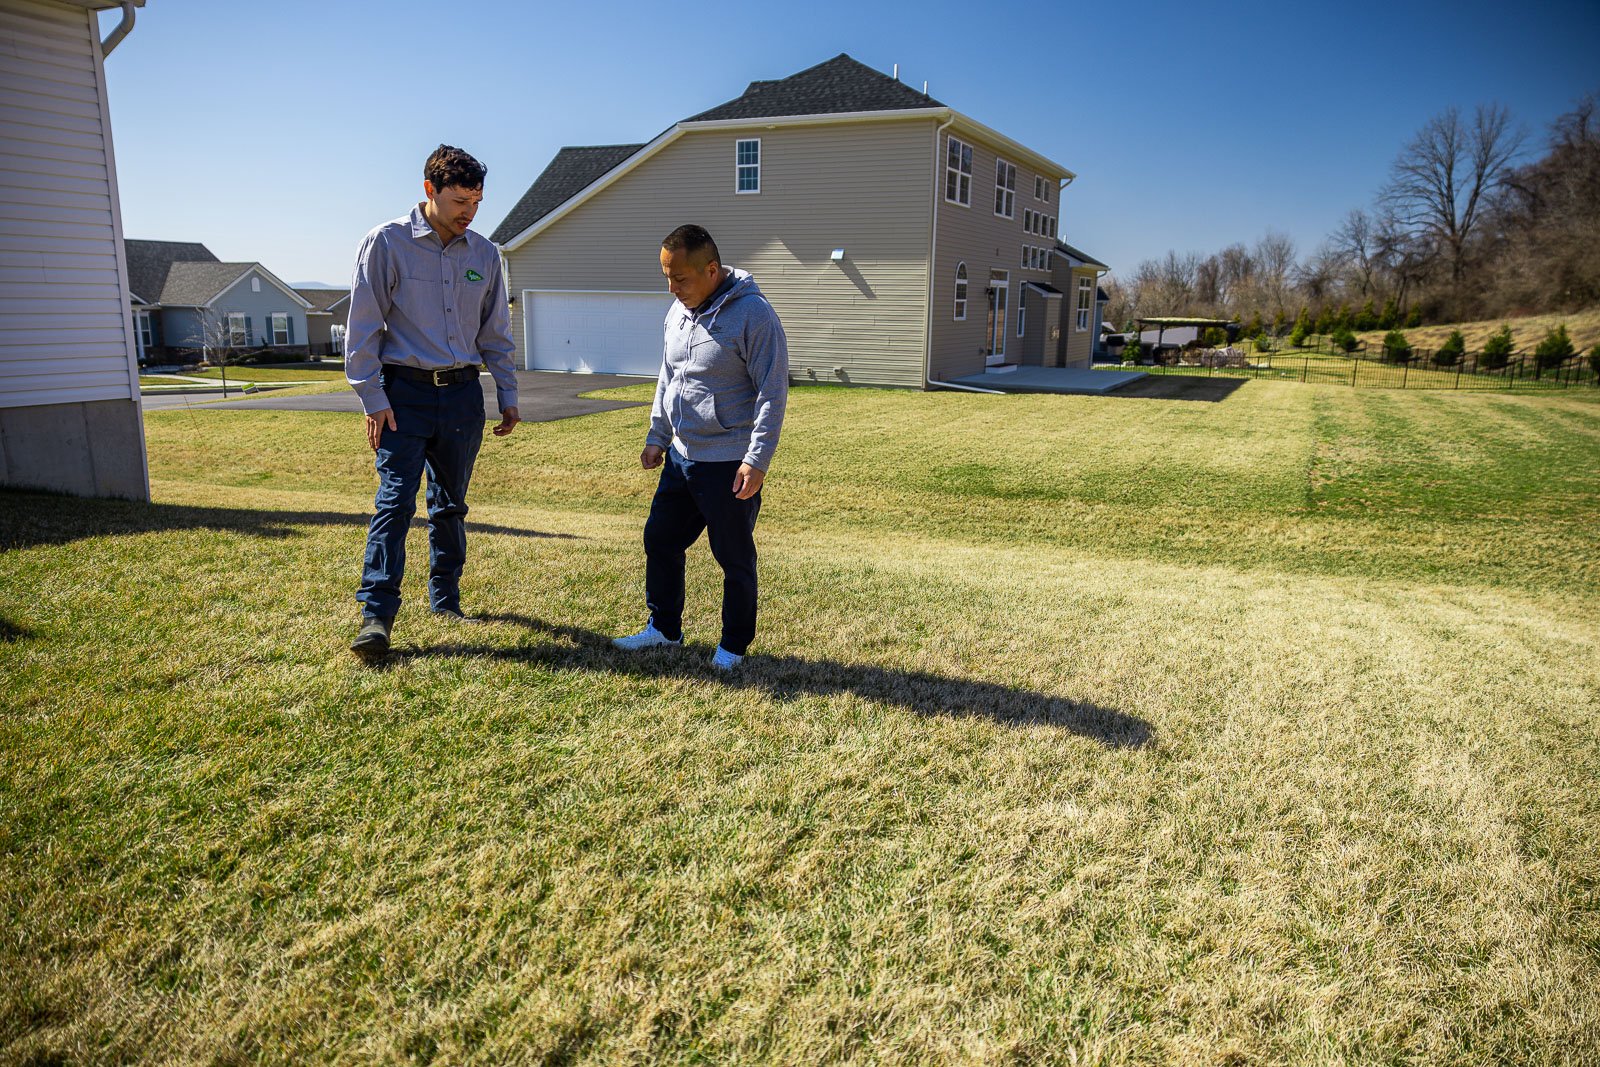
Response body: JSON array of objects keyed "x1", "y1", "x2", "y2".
[
  {"x1": 424, "y1": 144, "x2": 486, "y2": 191},
  {"x1": 661, "y1": 224, "x2": 720, "y2": 268}
]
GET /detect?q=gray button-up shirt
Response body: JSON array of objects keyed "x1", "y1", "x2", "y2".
[{"x1": 344, "y1": 204, "x2": 518, "y2": 416}]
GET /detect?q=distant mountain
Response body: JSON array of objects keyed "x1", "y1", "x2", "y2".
[{"x1": 291, "y1": 281, "x2": 345, "y2": 289}]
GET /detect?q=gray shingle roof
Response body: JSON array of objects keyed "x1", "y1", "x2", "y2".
[
  {"x1": 488, "y1": 144, "x2": 644, "y2": 245},
  {"x1": 295, "y1": 287, "x2": 349, "y2": 313},
  {"x1": 124, "y1": 239, "x2": 217, "y2": 304},
  {"x1": 158, "y1": 262, "x2": 255, "y2": 306},
  {"x1": 1056, "y1": 241, "x2": 1109, "y2": 269},
  {"x1": 686, "y1": 53, "x2": 942, "y2": 121}
]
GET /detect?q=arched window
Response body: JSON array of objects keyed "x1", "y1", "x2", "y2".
[{"x1": 954, "y1": 262, "x2": 968, "y2": 321}]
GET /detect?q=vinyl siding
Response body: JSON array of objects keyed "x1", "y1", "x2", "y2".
[
  {"x1": 503, "y1": 121, "x2": 935, "y2": 388},
  {"x1": 0, "y1": 0, "x2": 138, "y2": 409},
  {"x1": 929, "y1": 131, "x2": 1063, "y2": 380}
]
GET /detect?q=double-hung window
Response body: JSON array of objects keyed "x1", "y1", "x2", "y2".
[
  {"x1": 736, "y1": 138, "x2": 760, "y2": 193},
  {"x1": 1017, "y1": 288, "x2": 1027, "y2": 338},
  {"x1": 945, "y1": 136, "x2": 972, "y2": 205},
  {"x1": 994, "y1": 159, "x2": 1016, "y2": 218},
  {"x1": 136, "y1": 311, "x2": 153, "y2": 350},
  {"x1": 271, "y1": 312, "x2": 290, "y2": 345},
  {"x1": 954, "y1": 262, "x2": 968, "y2": 320},
  {"x1": 1024, "y1": 208, "x2": 1033, "y2": 232},
  {"x1": 226, "y1": 312, "x2": 246, "y2": 347},
  {"x1": 1077, "y1": 277, "x2": 1093, "y2": 330}
]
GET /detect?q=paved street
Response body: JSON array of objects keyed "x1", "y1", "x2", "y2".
[{"x1": 140, "y1": 369, "x2": 652, "y2": 421}]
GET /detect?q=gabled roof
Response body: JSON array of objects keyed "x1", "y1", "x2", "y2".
[
  {"x1": 1056, "y1": 241, "x2": 1109, "y2": 270},
  {"x1": 124, "y1": 239, "x2": 217, "y2": 304},
  {"x1": 159, "y1": 262, "x2": 312, "y2": 308},
  {"x1": 294, "y1": 287, "x2": 350, "y2": 313},
  {"x1": 686, "y1": 53, "x2": 943, "y2": 122},
  {"x1": 492, "y1": 54, "x2": 1072, "y2": 254},
  {"x1": 489, "y1": 144, "x2": 644, "y2": 245}
]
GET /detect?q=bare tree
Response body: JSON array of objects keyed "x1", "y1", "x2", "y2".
[
  {"x1": 1252, "y1": 230, "x2": 1298, "y2": 318},
  {"x1": 1329, "y1": 209, "x2": 1380, "y2": 298},
  {"x1": 1380, "y1": 104, "x2": 1524, "y2": 303},
  {"x1": 195, "y1": 309, "x2": 246, "y2": 397}
]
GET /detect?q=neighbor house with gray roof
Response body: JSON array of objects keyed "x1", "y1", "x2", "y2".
[
  {"x1": 490, "y1": 54, "x2": 1111, "y2": 388},
  {"x1": 126, "y1": 239, "x2": 313, "y2": 362},
  {"x1": 294, "y1": 287, "x2": 350, "y2": 357}
]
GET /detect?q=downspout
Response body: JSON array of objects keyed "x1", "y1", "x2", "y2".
[
  {"x1": 925, "y1": 113, "x2": 1002, "y2": 394},
  {"x1": 100, "y1": 2, "x2": 136, "y2": 57}
]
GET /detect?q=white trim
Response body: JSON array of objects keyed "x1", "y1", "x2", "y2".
[
  {"x1": 1024, "y1": 281, "x2": 1063, "y2": 297},
  {"x1": 953, "y1": 261, "x2": 967, "y2": 321},
  {"x1": 944, "y1": 134, "x2": 973, "y2": 207},
  {"x1": 993, "y1": 158, "x2": 1016, "y2": 219},
  {"x1": 735, "y1": 136, "x2": 760, "y2": 194},
  {"x1": 269, "y1": 311, "x2": 289, "y2": 345},
  {"x1": 86, "y1": 0, "x2": 148, "y2": 494},
  {"x1": 497, "y1": 106, "x2": 1075, "y2": 254},
  {"x1": 987, "y1": 270, "x2": 1009, "y2": 364}
]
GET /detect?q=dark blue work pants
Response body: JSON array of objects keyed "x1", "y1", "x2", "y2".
[
  {"x1": 356, "y1": 373, "x2": 485, "y2": 618},
  {"x1": 644, "y1": 448, "x2": 762, "y2": 655}
]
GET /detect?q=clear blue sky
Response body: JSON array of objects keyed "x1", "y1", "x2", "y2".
[{"x1": 100, "y1": 0, "x2": 1600, "y2": 287}]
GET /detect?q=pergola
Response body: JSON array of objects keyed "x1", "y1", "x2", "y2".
[{"x1": 1135, "y1": 316, "x2": 1236, "y2": 348}]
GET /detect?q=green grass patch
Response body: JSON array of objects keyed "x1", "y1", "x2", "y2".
[
  {"x1": 3, "y1": 380, "x2": 1598, "y2": 1062},
  {"x1": 188, "y1": 365, "x2": 347, "y2": 382}
]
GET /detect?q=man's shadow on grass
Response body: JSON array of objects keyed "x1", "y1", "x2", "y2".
[
  {"x1": 0, "y1": 492, "x2": 579, "y2": 551},
  {"x1": 387, "y1": 612, "x2": 1152, "y2": 750}
]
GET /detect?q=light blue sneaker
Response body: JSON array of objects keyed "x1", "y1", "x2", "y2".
[{"x1": 710, "y1": 646, "x2": 743, "y2": 671}]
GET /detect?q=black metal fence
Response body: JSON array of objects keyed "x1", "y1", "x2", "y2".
[{"x1": 1113, "y1": 340, "x2": 1598, "y2": 391}]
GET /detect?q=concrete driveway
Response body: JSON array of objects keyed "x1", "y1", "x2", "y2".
[{"x1": 140, "y1": 369, "x2": 653, "y2": 421}]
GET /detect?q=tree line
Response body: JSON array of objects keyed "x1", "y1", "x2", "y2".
[{"x1": 1104, "y1": 92, "x2": 1600, "y2": 333}]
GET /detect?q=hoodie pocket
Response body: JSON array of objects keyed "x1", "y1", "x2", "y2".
[{"x1": 679, "y1": 380, "x2": 725, "y2": 432}]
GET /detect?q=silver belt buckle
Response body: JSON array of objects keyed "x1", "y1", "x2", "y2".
[{"x1": 432, "y1": 368, "x2": 449, "y2": 387}]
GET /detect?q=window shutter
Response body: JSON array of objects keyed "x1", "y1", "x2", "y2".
[{"x1": 245, "y1": 316, "x2": 252, "y2": 344}]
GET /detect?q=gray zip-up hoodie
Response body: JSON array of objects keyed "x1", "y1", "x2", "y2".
[{"x1": 647, "y1": 267, "x2": 789, "y2": 471}]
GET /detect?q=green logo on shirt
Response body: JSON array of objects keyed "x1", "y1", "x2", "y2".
[{"x1": 465, "y1": 269, "x2": 483, "y2": 282}]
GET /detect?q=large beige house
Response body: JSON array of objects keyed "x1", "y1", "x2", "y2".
[{"x1": 491, "y1": 55, "x2": 1110, "y2": 388}]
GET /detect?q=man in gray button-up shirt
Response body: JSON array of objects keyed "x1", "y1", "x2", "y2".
[{"x1": 347, "y1": 144, "x2": 520, "y2": 660}]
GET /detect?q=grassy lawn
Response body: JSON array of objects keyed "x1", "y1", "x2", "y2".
[
  {"x1": 187, "y1": 365, "x2": 348, "y2": 382},
  {"x1": 3, "y1": 382, "x2": 1598, "y2": 1063}
]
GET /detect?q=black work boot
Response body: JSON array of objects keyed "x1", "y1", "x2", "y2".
[{"x1": 350, "y1": 613, "x2": 393, "y2": 659}]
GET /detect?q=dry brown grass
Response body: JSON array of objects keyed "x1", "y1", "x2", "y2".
[
  {"x1": 1354, "y1": 305, "x2": 1600, "y2": 352},
  {"x1": 2, "y1": 381, "x2": 1598, "y2": 1063}
]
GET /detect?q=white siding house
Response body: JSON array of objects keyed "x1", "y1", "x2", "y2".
[{"x1": 0, "y1": 0, "x2": 147, "y2": 499}]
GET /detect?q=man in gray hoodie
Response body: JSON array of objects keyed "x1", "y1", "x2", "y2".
[{"x1": 612, "y1": 225, "x2": 789, "y2": 670}]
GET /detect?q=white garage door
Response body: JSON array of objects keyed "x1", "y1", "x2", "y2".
[{"x1": 523, "y1": 290, "x2": 665, "y2": 376}]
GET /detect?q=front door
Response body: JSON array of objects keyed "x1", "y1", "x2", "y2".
[{"x1": 986, "y1": 270, "x2": 1009, "y2": 365}]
